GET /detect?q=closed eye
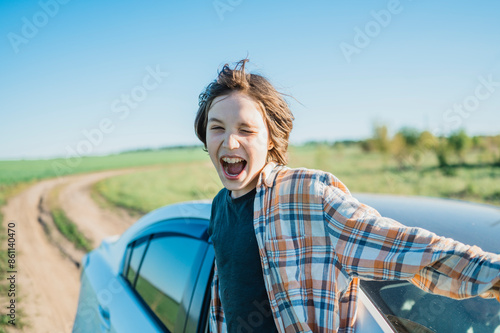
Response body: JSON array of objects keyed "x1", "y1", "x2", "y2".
[{"x1": 241, "y1": 129, "x2": 256, "y2": 134}]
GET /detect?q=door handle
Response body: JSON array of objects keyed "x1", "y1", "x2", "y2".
[{"x1": 98, "y1": 304, "x2": 111, "y2": 332}]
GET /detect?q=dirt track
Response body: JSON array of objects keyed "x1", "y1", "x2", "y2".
[{"x1": 2, "y1": 168, "x2": 144, "y2": 333}]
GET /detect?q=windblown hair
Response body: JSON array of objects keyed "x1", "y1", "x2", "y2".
[{"x1": 194, "y1": 59, "x2": 294, "y2": 165}]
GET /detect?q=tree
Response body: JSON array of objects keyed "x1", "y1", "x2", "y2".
[
  {"x1": 372, "y1": 124, "x2": 390, "y2": 154},
  {"x1": 486, "y1": 135, "x2": 500, "y2": 166},
  {"x1": 419, "y1": 131, "x2": 438, "y2": 151},
  {"x1": 433, "y1": 136, "x2": 450, "y2": 169},
  {"x1": 390, "y1": 127, "x2": 423, "y2": 169},
  {"x1": 447, "y1": 129, "x2": 469, "y2": 164}
]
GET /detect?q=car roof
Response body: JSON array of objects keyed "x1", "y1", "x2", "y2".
[{"x1": 119, "y1": 199, "x2": 212, "y2": 241}]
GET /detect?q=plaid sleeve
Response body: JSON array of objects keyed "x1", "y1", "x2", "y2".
[
  {"x1": 337, "y1": 277, "x2": 359, "y2": 332},
  {"x1": 322, "y1": 179, "x2": 500, "y2": 301},
  {"x1": 209, "y1": 261, "x2": 227, "y2": 332}
]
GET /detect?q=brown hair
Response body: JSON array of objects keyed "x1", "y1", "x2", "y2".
[{"x1": 194, "y1": 59, "x2": 294, "y2": 165}]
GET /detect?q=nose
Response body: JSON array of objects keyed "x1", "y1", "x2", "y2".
[{"x1": 223, "y1": 133, "x2": 240, "y2": 149}]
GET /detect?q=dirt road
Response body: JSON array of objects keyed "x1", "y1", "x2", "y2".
[{"x1": 2, "y1": 168, "x2": 144, "y2": 333}]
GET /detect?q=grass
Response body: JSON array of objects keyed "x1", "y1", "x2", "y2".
[
  {"x1": 0, "y1": 147, "x2": 209, "y2": 332},
  {"x1": 50, "y1": 209, "x2": 93, "y2": 253},
  {"x1": 92, "y1": 145, "x2": 500, "y2": 215},
  {"x1": 0, "y1": 146, "x2": 210, "y2": 254},
  {"x1": 92, "y1": 161, "x2": 221, "y2": 214},
  {"x1": 47, "y1": 185, "x2": 93, "y2": 252},
  {"x1": 0, "y1": 147, "x2": 208, "y2": 185}
]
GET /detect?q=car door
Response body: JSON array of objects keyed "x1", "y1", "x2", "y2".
[
  {"x1": 184, "y1": 245, "x2": 215, "y2": 333},
  {"x1": 73, "y1": 243, "x2": 161, "y2": 333},
  {"x1": 74, "y1": 229, "x2": 209, "y2": 333},
  {"x1": 116, "y1": 232, "x2": 209, "y2": 332}
]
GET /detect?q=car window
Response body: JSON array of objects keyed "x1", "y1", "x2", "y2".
[
  {"x1": 125, "y1": 238, "x2": 149, "y2": 285},
  {"x1": 122, "y1": 245, "x2": 132, "y2": 276},
  {"x1": 360, "y1": 280, "x2": 500, "y2": 333},
  {"x1": 134, "y1": 235, "x2": 205, "y2": 332}
]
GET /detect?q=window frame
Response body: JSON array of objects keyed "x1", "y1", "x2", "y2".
[{"x1": 123, "y1": 235, "x2": 152, "y2": 287}]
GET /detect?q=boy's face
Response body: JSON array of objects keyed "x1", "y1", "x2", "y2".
[{"x1": 206, "y1": 92, "x2": 271, "y2": 199}]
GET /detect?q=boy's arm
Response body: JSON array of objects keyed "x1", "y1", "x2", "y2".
[
  {"x1": 322, "y1": 182, "x2": 500, "y2": 301},
  {"x1": 209, "y1": 261, "x2": 227, "y2": 332}
]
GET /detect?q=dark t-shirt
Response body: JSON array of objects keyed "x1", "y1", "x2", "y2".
[{"x1": 208, "y1": 188, "x2": 278, "y2": 333}]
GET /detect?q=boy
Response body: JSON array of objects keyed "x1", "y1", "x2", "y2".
[{"x1": 194, "y1": 59, "x2": 500, "y2": 332}]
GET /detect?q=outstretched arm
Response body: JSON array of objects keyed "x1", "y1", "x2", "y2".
[{"x1": 322, "y1": 181, "x2": 500, "y2": 302}]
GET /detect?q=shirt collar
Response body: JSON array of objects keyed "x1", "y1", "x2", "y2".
[{"x1": 257, "y1": 161, "x2": 283, "y2": 188}]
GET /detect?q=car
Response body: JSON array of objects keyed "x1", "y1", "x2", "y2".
[{"x1": 72, "y1": 194, "x2": 500, "y2": 333}]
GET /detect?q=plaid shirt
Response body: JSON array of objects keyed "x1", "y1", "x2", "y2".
[{"x1": 209, "y1": 162, "x2": 500, "y2": 332}]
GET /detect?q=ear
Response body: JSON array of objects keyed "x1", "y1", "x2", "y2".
[{"x1": 268, "y1": 141, "x2": 274, "y2": 150}]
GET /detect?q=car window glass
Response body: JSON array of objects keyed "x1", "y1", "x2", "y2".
[
  {"x1": 122, "y1": 245, "x2": 132, "y2": 277},
  {"x1": 125, "y1": 238, "x2": 149, "y2": 285},
  {"x1": 135, "y1": 235, "x2": 204, "y2": 332},
  {"x1": 361, "y1": 280, "x2": 500, "y2": 333}
]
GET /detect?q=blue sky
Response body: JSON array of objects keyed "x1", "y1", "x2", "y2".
[{"x1": 1, "y1": 0, "x2": 500, "y2": 160}]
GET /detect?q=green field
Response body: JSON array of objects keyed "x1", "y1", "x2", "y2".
[
  {"x1": 0, "y1": 146, "x2": 208, "y2": 331},
  {"x1": 0, "y1": 146, "x2": 210, "y2": 263},
  {"x1": 0, "y1": 147, "x2": 209, "y2": 186},
  {"x1": 93, "y1": 160, "x2": 221, "y2": 215},
  {"x1": 91, "y1": 145, "x2": 500, "y2": 216},
  {"x1": 287, "y1": 145, "x2": 500, "y2": 205},
  {"x1": 0, "y1": 147, "x2": 210, "y2": 215}
]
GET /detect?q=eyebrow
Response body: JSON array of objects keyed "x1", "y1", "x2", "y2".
[
  {"x1": 207, "y1": 117, "x2": 256, "y2": 128},
  {"x1": 207, "y1": 117, "x2": 223, "y2": 124}
]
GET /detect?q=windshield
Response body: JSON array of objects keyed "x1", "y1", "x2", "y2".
[{"x1": 360, "y1": 280, "x2": 500, "y2": 333}]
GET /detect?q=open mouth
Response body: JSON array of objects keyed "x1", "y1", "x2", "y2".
[{"x1": 220, "y1": 157, "x2": 247, "y2": 179}]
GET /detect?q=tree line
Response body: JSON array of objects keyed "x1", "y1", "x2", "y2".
[{"x1": 360, "y1": 125, "x2": 500, "y2": 171}]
